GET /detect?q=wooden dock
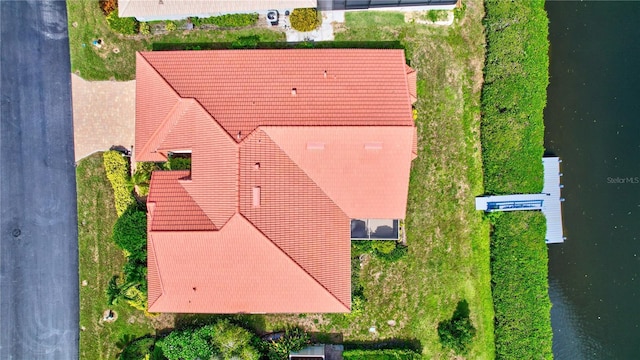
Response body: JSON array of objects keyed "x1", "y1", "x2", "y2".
[{"x1": 475, "y1": 157, "x2": 565, "y2": 243}]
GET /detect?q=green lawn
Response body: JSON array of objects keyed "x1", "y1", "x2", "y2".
[
  {"x1": 66, "y1": 0, "x2": 285, "y2": 80},
  {"x1": 77, "y1": 153, "x2": 156, "y2": 359}
]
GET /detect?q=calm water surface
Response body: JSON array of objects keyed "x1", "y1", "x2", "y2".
[{"x1": 545, "y1": 2, "x2": 640, "y2": 359}]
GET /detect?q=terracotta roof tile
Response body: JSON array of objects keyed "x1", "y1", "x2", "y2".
[
  {"x1": 135, "y1": 53, "x2": 182, "y2": 162},
  {"x1": 262, "y1": 126, "x2": 414, "y2": 219},
  {"x1": 148, "y1": 214, "x2": 348, "y2": 313},
  {"x1": 239, "y1": 129, "x2": 351, "y2": 308},
  {"x1": 139, "y1": 49, "x2": 414, "y2": 142},
  {"x1": 148, "y1": 171, "x2": 216, "y2": 231}
]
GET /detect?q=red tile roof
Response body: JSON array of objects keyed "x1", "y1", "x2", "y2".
[
  {"x1": 261, "y1": 126, "x2": 414, "y2": 219},
  {"x1": 137, "y1": 50, "x2": 415, "y2": 143},
  {"x1": 136, "y1": 49, "x2": 417, "y2": 313}
]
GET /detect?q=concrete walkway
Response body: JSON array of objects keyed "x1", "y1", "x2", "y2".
[{"x1": 71, "y1": 74, "x2": 135, "y2": 161}]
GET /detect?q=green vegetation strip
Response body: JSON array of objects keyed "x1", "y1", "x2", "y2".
[
  {"x1": 490, "y1": 212, "x2": 552, "y2": 359},
  {"x1": 481, "y1": 1, "x2": 552, "y2": 358},
  {"x1": 77, "y1": 153, "x2": 154, "y2": 360},
  {"x1": 481, "y1": 0, "x2": 549, "y2": 195}
]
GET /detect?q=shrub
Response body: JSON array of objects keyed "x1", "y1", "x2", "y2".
[
  {"x1": 352, "y1": 240, "x2": 407, "y2": 262},
  {"x1": 103, "y1": 151, "x2": 134, "y2": 216},
  {"x1": 491, "y1": 212, "x2": 552, "y2": 359},
  {"x1": 438, "y1": 300, "x2": 476, "y2": 354},
  {"x1": 211, "y1": 320, "x2": 261, "y2": 360},
  {"x1": 481, "y1": 0, "x2": 549, "y2": 194},
  {"x1": 165, "y1": 21, "x2": 177, "y2": 31},
  {"x1": 372, "y1": 240, "x2": 397, "y2": 255},
  {"x1": 213, "y1": 13, "x2": 258, "y2": 27},
  {"x1": 159, "y1": 325, "x2": 214, "y2": 360},
  {"x1": 264, "y1": 327, "x2": 310, "y2": 360},
  {"x1": 164, "y1": 157, "x2": 191, "y2": 170},
  {"x1": 376, "y1": 243, "x2": 408, "y2": 263},
  {"x1": 192, "y1": 13, "x2": 258, "y2": 28},
  {"x1": 139, "y1": 21, "x2": 150, "y2": 35},
  {"x1": 119, "y1": 336, "x2": 157, "y2": 360},
  {"x1": 112, "y1": 206, "x2": 147, "y2": 258},
  {"x1": 99, "y1": 0, "x2": 117, "y2": 16},
  {"x1": 124, "y1": 286, "x2": 148, "y2": 313},
  {"x1": 290, "y1": 8, "x2": 321, "y2": 32},
  {"x1": 106, "y1": 10, "x2": 139, "y2": 35},
  {"x1": 158, "y1": 321, "x2": 261, "y2": 360},
  {"x1": 342, "y1": 349, "x2": 422, "y2": 360}
]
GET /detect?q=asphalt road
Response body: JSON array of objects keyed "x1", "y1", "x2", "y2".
[{"x1": 1, "y1": 1, "x2": 79, "y2": 359}]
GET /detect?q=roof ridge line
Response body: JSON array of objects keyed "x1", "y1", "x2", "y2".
[
  {"x1": 259, "y1": 127, "x2": 352, "y2": 217},
  {"x1": 176, "y1": 176, "x2": 219, "y2": 231},
  {"x1": 138, "y1": 98, "x2": 192, "y2": 157},
  {"x1": 237, "y1": 213, "x2": 350, "y2": 311},
  {"x1": 147, "y1": 224, "x2": 165, "y2": 309}
]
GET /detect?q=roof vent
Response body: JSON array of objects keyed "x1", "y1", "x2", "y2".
[
  {"x1": 364, "y1": 142, "x2": 383, "y2": 150},
  {"x1": 237, "y1": 131, "x2": 242, "y2": 140},
  {"x1": 307, "y1": 142, "x2": 325, "y2": 150},
  {"x1": 252, "y1": 186, "x2": 261, "y2": 207},
  {"x1": 323, "y1": 70, "x2": 327, "y2": 78},
  {"x1": 254, "y1": 162, "x2": 260, "y2": 170},
  {"x1": 291, "y1": 88, "x2": 297, "y2": 96}
]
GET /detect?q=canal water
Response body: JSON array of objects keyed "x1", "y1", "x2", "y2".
[{"x1": 544, "y1": 1, "x2": 640, "y2": 359}]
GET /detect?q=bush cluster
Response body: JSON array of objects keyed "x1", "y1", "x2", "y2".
[
  {"x1": 112, "y1": 205, "x2": 147, "y2": 289},
  {"x1": 490, "y1": 212, "x2": 552, "y2": 359},
  {"x1": 103, "y1": 151, "x2": 135, "y2": 216},
  {"x1": 191, "y1": 13, "x2": 258, "y2": 28},
  {"x1": 290, "y1": 8, "x2": 321, "y2": 32},
  {"x1": 437, "y1": 300, "x2": 476, "y2": 354},
  {"x1": 263, "y1": 327, "x2": 310, "y2": 360},
  {"x1": 165, "y1": 20, "x2": 177, "y2": 31},
  {"x1": 139, "y1": 21, "x2": 150, "y2": 35},
  {"x1": 481, "y1": 0, "x2": 549, "y2": 194},
  {"x1": 342, "y1": 349, "x2": 422, "y2": 360},
  {"x1": 157, "y1": 320, "x2": 261, "y2": 360},
  {"x1": 106, "y1": 10, "x2": 139, "y2": 35},
  {"x1": 352, "y1": 241, "x2": 407, "y2": 263}
]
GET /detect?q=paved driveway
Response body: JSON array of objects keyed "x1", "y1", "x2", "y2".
[
  {"x1": 1, "y1": 1, "x2": 79, "y2": 358},
  {"x1": 72, "y1": 74, "x2": 136, "y2": 161}
]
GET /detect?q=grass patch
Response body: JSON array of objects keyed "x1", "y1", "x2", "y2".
[
  {"x1": 77, "y1": 153, "x2": 155, "y2": 359},
  {"x1": 66, "y1": 0, "x2": 285, "y2": 80}
]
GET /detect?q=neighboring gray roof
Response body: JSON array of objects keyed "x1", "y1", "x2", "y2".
[{"x1": 119, "y1": 0, "x2": 317, "y2": 18}]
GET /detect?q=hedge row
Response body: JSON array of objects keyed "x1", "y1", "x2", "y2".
[
  {"x1": 192, "y1": 13, "x2": 259, "y2": 28},
  {"x1": 103, "y1": 151, "x2": 135, "y2": 216},
  {"x1": 490, "y1": 212, "x2": 552, "y2": 359},
  {"x1": 481, "y1": 0, "x2": 549, "y2": 194},
  {"x1": 342, "y1": 349, "x2": 422, "y2": 360},
  {"x1": 112, "y1": 205, "x2": 148, "y2": 291}
]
